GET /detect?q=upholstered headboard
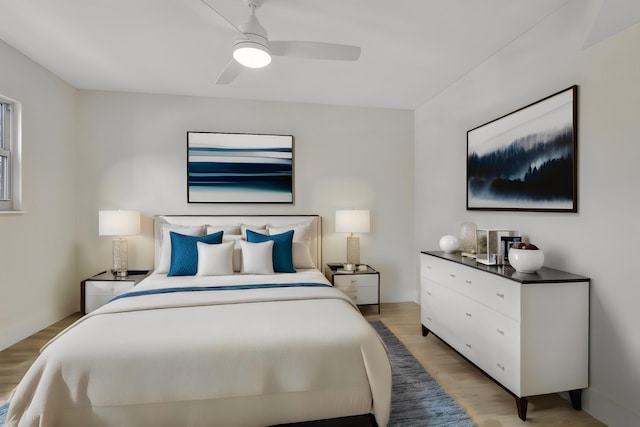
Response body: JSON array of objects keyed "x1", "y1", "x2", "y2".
[{"x1": 153, "y1": 215, "x2": 322, "y2": 271}]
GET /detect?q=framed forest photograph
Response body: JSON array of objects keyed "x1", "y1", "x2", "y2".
[{"x1": 466, "y1": 86, "x2": 578, "y2": 212}]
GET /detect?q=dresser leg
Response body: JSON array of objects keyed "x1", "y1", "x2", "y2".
[
  {"x1": 569, "y1": 389, "x2": 582, "y2": 410},
  {"x1": 515, "y1": 396, "x2": 528, "y2": 421},
  {"x1": 421, "y1": 324, "x2": 429, "y2": 337}
]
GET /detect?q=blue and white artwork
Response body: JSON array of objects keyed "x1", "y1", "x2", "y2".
[
  {"x1": 467, "y1": 86, "x2": 577, "y2": 212},
  {"x1": 187, "y1": 132, "x2": 293, "y2": 203}
]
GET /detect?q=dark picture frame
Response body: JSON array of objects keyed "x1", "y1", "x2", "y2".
[
  {"x1": 187, "y1": 131, "x2": 294, "y2": 204},
  {"x1": 467, "y1": 86, "x2": 578, "y2": 212},
  {"x1": 501, "y1": 235, "x2": 522, "y2": 263}
]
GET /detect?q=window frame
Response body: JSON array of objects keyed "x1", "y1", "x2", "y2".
[{"x1": 0, "y1": 94, "x2": 22, "y2": 213}]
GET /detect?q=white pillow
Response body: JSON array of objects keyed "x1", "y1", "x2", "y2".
[
  {"x1": 222, "y1": 234, "x2": 243, "y2": 272},
  {"x1": 241, "y1": 224, "x2": 267, "y2": 239},
  {"x1": 196, "y1": 241, "x2": 234, "y2": 276},
  {"x1": 268, "y1": 222, "x2": 315, "y2": 269},
  {"x1": 239, "y1": 240, "x2": 274, "y2": 274},
  {"x1": 206, "y1": 224, "x2": 241, "y2": 235},
  {"x1": 157, "y1": 224, "x2": 205, "y2": 273}
]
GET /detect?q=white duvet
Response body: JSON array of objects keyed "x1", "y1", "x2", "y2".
[{"x1": 6, "y1": 270, "x2": 391, "y2": 427}]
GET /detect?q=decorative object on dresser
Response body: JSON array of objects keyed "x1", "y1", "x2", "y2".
[
  {"x1": 420, "y1": 251, "x2": 589, "y2": 421},
  {"x1": 475, "y1": 228, "x2": 518, "y2": 265},
  {"x1": 458, "y1": 221, "x2": 477, "y2": 255},
  {"x1": 325, "y1": 263, "x2": 380, "y2": 314},
  {"x1": 467, "y1": 85, "x2": 578, "y2": 212},
  {"x1": 81, "y1": 270, "x2": 150, "y2": 314},
  {"x1": 98, "y1": 210, "x2": 141, "y2": 277},
  {"x1": 508, "y1": 242, "x2": 545, "y2": 273},
  {"x1": 335, "y1": 209, "x2": 370, "y2": 265},
  {"x1": 438, "y1": 235, "x2": 459, "y2": 253}
]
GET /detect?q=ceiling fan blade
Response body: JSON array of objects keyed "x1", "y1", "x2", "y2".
[
  {"x1": 199, "y1": 0, "x2": 243, "y2": 35},
  {"x1": 270, "y1": 41, "x2": 361, "y2": 61},
  {"x1": 216, "y1": 60, "x2": 243, "y2": 84}
]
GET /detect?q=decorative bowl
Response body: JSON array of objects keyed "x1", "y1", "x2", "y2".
[
  {"x1": 439, "y1": 235, "x2": 460, "y2": 253},
  {"x1": 508, "y1": 247, "x2": 544, "y2": 273}
]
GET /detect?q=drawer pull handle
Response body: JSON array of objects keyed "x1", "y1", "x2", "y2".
[
  {"x1": 450, "y1": 274, "x2": 456, "y2": 278},
  {"x1": 465, "y1": 312, "x2": 472, "y2": 318},
  {"x1": 426, "y1": 291, "x2": 432, "y2": 296},
  {"x1": 497, "y1": 328, "x2": 505, "y2": 335},
  {"x1": 426, "y1": 266, "x2": 432, "y2": 269},
  {"x1": 465, "y1": 343, "x2": 472, "y2": 349},
  {"x1": 497, "y1": 362, "x2": 505, "y2": 371},
  {"x1": 496, "y1": 292, "x2": 505, "y2": 299},
  {"x1": 465, "y1": 280, "x2": 472, "y2": 285},
  {"x1": 426, "y1": 316, "x2": 432, "y2": 321}
]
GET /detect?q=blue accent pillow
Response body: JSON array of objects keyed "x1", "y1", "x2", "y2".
[
  {"x1": 246, "y1": 229, "x2": 295, "y2": 273},
  {"x1": 168, "y1": 231, "x2": 223, "y2": 276}
]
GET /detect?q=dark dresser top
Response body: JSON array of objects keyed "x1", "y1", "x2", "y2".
[{"x1": 421, "y1": 251, "x2": 590, "y2": 284}]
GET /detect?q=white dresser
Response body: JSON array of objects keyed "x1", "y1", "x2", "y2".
[{"x1": 420, "y1": 251, "x2": 589, "y2": 421}]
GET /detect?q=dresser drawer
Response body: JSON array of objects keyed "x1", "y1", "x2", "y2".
[
  {"x1": 480, "y1": 306, "x2": 520, "y2": 360},
  {"x1": 421, "y1": 279, "x2": 469, "y2": 353},
  {"x1": 461, "y1": 269, "x2": 520, "y2": 320},
  {"x1": 484, "y1": 350, "x2": 522, "y2": 395},
  {"x1": 420, "y1": 254, "x2": 453, "y2": 284},
  {"x1": 470, "y1": 304, "x2": 521, "y2": 394}
]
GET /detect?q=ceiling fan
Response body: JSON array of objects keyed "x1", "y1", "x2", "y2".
[{"x1": 200, "y1": 0, "x2": 361, "y2": 84}]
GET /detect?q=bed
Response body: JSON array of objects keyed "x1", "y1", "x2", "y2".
[{"x1": 6, "y1": 215, "x2": 391, "y2": 427}]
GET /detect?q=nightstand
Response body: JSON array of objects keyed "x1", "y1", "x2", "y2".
[
  {"x1": 81, "y1": 270, "x2": 150, "y2": 314},
  {"x1": 324, "y1": 264, "x2": 380, "y2": 313}
]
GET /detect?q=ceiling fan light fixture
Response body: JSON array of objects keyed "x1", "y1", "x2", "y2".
[{"x1": 233, "y1": 40, "x2": 271, "y2": 68}]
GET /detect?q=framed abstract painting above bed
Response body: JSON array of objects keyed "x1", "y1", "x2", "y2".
[
  {"x1": 467, "y1": 85, "x2": 578, "y2": 212},
  {"x1": 187, "y1": 132, "x2": 294, "y2": 204}
]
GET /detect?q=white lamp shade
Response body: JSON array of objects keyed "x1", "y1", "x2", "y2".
[
  {"x1": 335, "y1": 210, "x2": 370, "y2": 233},
  {"x1": 99, "y1": 210, "x2": 140, "y2": 236}
]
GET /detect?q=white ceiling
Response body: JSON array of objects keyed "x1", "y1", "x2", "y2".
[{"x1": 0, "y1": 0, "x2": 638, "y2": 110}]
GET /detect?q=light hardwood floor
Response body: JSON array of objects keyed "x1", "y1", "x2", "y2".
[{"x1": 1, "y1": 303, "x2": 605, "y2": 426}]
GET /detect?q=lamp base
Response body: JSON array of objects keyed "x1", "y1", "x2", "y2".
[
  {"x1": 112, "y1": 269, "x2": 129, "y2": 277},
  {"x1": 112, "y1": 238, "x2": 129, "y2": 277},
  {"x1": 346, "y1": 235, "x2": 360, "y2": 265}
]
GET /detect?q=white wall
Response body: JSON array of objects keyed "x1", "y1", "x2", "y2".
[
  {"x1": 414, "y1": 2, "x2": 640, "y2": 426},
  {"x1": 0, "y1": 40, "x2": 77, "y2": 350},
  {"x1": 75, "y1": 91, "x2": 415, "y2": 303}
]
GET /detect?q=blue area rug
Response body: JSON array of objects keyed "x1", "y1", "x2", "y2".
[
  {"x1": 370, "y1": 320, "x2": 475, "y2": 427},
  {"x1": 0, "y1": 400, "x2": 7, "y2": 426},
  {"x1": 0, "y1": 323, "x2": 474, "y2": 427}
]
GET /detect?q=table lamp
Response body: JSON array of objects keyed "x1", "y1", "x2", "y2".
[
  {"x1": 99, "y1": 210, "x2": 141, "y2": 277},
  {"x1": 335, "y1": 209, "x2": 370, "y2": 265}
]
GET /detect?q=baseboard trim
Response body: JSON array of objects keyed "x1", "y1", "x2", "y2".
[
  {"x1": 578, "y1": 388, "x2": 640, "y2": 427},
  {"x1": 0, "y1": 307, "x2": 75, "y2": 351}
]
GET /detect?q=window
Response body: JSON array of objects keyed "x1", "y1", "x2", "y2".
[{"x1": 0, "y1": 95, "x2": 21, "y2": 212}]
